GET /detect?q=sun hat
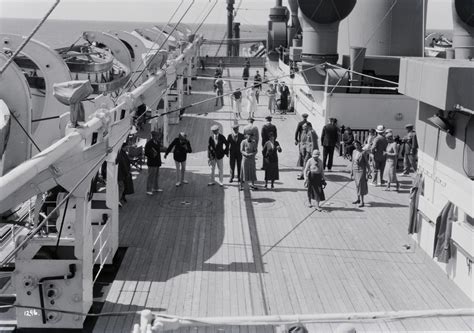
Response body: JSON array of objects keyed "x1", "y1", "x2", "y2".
[{"x1": 376, "y1": 125, "x2": 385, "y2": 133}]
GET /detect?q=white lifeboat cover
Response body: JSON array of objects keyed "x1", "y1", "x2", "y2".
[{"x1": 53, "y1": 80, "x2": 93, "y2": 106}]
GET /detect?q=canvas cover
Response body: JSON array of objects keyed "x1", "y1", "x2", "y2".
[{"x1": 53, "y1": 80, "x2": 93, "y2": 126}]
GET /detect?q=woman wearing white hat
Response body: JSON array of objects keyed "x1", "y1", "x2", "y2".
[{"x1": 370, "y1": 125, "x2": 388, "y2": 186}]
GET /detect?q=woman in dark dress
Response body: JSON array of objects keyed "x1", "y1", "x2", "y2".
[
  {"x1": 351, "y1": 140, "x2": 371, "y2": 207},
  {"x1": 262, "y1": 132, "x2": 282, "y2": 189},
  {"x1": 304, "y1": 149, "x2": 326, "y2": 211},
  {"x1": 278, "y1": 82, "x2": 290, "y2": 114}
]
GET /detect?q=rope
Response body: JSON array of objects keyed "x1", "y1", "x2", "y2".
[
  {"x1": 145, "y1": 63, "x2": 321, "y2": 121},
  {"x1": 116, "y1": 0, "x2": 186, "y2": 96},
  {"x1": 9, "y1": 111, "x2": 42, "y2": 153},
  {"x1": 0, "y1": 0, "x2": 61, "y2": 75}
]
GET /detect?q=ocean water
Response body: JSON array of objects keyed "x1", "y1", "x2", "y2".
[{"x1": 0, "y1": 18, "x2": 267, "y2": 56}]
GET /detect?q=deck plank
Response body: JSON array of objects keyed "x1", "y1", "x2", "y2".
[{"x1": 93, "y1": 68, "x2": 473, "y2": 333}]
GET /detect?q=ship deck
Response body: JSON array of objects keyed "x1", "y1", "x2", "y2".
[{"x1": 92, "y1": 68, "x2": 473, "y2": 333}]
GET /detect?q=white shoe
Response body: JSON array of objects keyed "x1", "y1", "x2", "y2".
[
  {"x1": 176, "y1": 182, "x2": 181, "y2": 187},
  {"x1": 217, "y1": 181, "x2": 223, "y2": 187},
  {"x1": 182, "y1": 180, "x2": 189, "y2": 184},
  {"x1": 146, "y1": 191, "x2": 153, "y2": 195},
  {"x1": 208, "y1": 182, "x2": 215, "y2": 186},
  {"x1": 154, "y1": 189, "x2": 163, "y2": 192}
]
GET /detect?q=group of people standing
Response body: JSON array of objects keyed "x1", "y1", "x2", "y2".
[{"x1": 144, "y1": 116, "x2": 282, "y2": 193}]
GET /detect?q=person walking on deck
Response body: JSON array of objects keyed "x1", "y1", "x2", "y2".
[
  {"x1": 278, "y1": 81, "x2": 290, "y2": 114},
  {"x1": 231, "y1": 88, "x2": 243, "y2": 120},
  {"x1": 240, "y1": 132, "x2": 258, "y2": 191},
  {"x1": 261, "y1": 115, "x2": 277, "y2": 169},
  {"x1": 242, "y1": 61, "x2": 250, "y2": 87},
  {"x1": 351, "y1": 140, "x2": 370, "y2": 207},
  {"x1": 207, "y1": 125, "x2": 228, "y2": 187},
  {"x1": 294, "y1": 113, "x2": 309, "y2": 146},
  {"x1": 165, "y1": 132, "x2": 192, "y2": 187},
  {"x1": 253, "y1": 71, "x2": 263, "y2": 103},
  {"x1": 304, "y1": 149, "x2": 326, "y2": 211},
  {"x1": 227, "y1": 124, "x2": 244, "y2": 183},
  {"x1": 297, "y1": 122, "x2": 318, "y2": 180},
  {"x1": 144, "y1": 131, "x2": 163, "y2": 195},
  {"x1": 321, "y1": 117, "x2": 339, "y2": 171},
  {"x1": 262, "y1": 132, "x2": 282, "y2": 189},
  {"x1": 266, "y1": 82, "x2": 277, "y2": 114},
  {"x1": 401, "y1": 124, "x2": 418, "y2": 175},
  {"x1": 117, "y1": 145, "x2": 134, "y2": 206},
  {"x1": 384, "y1": 132, "x2": 399, "y2": 191},
  {"x1": 246, "y1": 87, "x2": 258, "y2": 119},
  {"x1": 214, "y1": 76, "x2": 225, "y2": 107},
  {"x1": 370, "y1": 125, "x2": 388, "y2": 186}
]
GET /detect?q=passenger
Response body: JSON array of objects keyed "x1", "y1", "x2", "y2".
[
  {"x1": 231, "y1": 88, "x2": 243, "y2": 120},
  {"x1": 297, "y1": 122, "x2": 318, "y2": 179},
  {"x1": 246, "y1": 87, "x2": 258, "y2": 119},
  {"x1": 278, "y1": 81, "x2": 290, "y2": 114},
  {"x1": 207, "y1": 125, "x2": 228, "y2": 187},
  {"x1": 240, "y1": 131, "x2": 258, "y2": 191},
  {"x1": 116, "y1": 144, "x2": 134, "y2": 205},
  {"x1": 261, "y1": 115, "x2": 277, "y2": 169},
  {"x1": 164, "y1": 132, "x2": 192, "y2": 187},
  {"x1": 370, "y1": 125, "x2": 388, "y2": 186},
  {"x1": 227, "y1": 124, "x2": 244, "y2": 183},
  {"x1": 199, "y1": 57, "x2": 205, "y2": 70},
  {"x1": 363, "y1": 128, "x2": 376, "y2": 179},
  {"x1": 243, "y1": 117, "x2": 259, "y2": 147},
  {"x1": 304, "y1": 149, "x2": 326, "y2": 211},
  {"x1": 351, "y1": 140, "x2": 370, "y2": 207},
  {"x1": 294, "y1": 112, "x2": 309, "y2": 146},
  {"x1": 144, "y1": 131, "x2": 163, "y2": 195},
  {"x1": 214, "y1": 76, "x2": 225, "y2": 107},
  {"x1": 253, "y1": 70, "x2": 263, "y2": 103},
  {"x1": 342, "y1": 127, "x2": 355, "y2": 160},
  {"x1": 321, "y1": 117, "x2": 339, "y2": 171},
  {"x1": 401, "y1": 123, "x2": 418, "y2": 175},
  {"x1": 384, "y1": 132, "x2": 399, "y2": 191},
  {"x1": 262, "y1": 131, "x2": 282, "y2": 189},
  {"x1": 242, "y1": 61, "x2": 250, "y2": 87},
  {"x1": 266, "y1": 82, "x2": 277, "y2": 114}
]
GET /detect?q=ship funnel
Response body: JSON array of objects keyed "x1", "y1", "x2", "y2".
[
  {"x1": 349, "y1": 46, "x2": 366, "y2": 84},
  {"x1": 453, "y1": 0, "x2": 474, "y2": 59},
  {"x1": 297, "y1": 0, "x2": 356, "y2": 64}
]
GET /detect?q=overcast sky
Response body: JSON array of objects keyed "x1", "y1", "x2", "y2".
[{"x1": 0, "y1": 0, "x2": 453, "y2": 29}]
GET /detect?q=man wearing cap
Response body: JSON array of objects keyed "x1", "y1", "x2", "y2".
[
  {"x1": 227, "y1": 124, "x2": 245, "y2": 183},
  {"x1": 294, "y1": 113, "x2": 309, "y2": 146},
  {"x1": 208, "y1": 125, "x2": 228, "y2": 186},
  {"x1": 370, "y1": 125, "x2": 388, "y2": 186},
  {"x1": 144, "y1": 131, "x2": 163, "y2": 195},
  {"x1": 261, "y1": 116, "x2": 277, "y2": 169},
  {"x1": 243, "y1": 117, "x2": 259, "y2": 147},
  {"x1": 321, "y1": 118, "x2": 339, "y2": 171},
  {"x1": 401, "y1": 124, "x2": 418, "y2": 175}
]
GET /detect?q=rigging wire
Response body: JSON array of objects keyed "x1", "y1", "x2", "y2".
[
  {"x1": 145, "y1": 63, "x2": 322, "y2": 122},
  {"x1": 121, "y1": 0, "x2": 196, "y2": 96},
  {"x1": 0, "y1": 0, "x2": 61, "y2": 75},
  {"x1": 9, "y1": 111, "x2": 42, "y2": 153},
  {"x1": 115, "y1": 0, "x2": 186, "y2": 95}
]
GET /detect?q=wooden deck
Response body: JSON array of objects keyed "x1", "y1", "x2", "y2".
[{"x1": 92, "y1": 68, "x2": 473, "y2": 333}]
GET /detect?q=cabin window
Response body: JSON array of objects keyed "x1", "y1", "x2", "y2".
[
  {"x1": 120, "y1": 109, "x2": 126, "y2": 120},
  {"x1": 465, "y1": 214, "x2": 474, "y2": 227}
]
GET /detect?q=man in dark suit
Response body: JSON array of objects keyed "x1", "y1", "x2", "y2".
[
  {"x1": 227, "y1": 124, "x2": 245, "y2": 183},
  {"x1": 294, "y1": 113, "x2": 308, "y2": 145},
  {"x1": 321, "y1": 118, "x2": 339, "y2": 171},
  {"x1": 208, "y1": 125, "x2": 228, "y2": 186},
  {"x1": 144, "y1": 131, "x2": 162, "y2": 195},
  {"x1": 261, "y1": 115, "x2": 277, "y2": 169}
]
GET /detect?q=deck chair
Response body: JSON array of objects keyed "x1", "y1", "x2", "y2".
[{"x1": 127, "y1": 146, "x2": 143, "y2": 171}]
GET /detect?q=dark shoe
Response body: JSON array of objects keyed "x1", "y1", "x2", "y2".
[
  {"x1": 358, "y1": 203, "x2": 365, "y2": 208},
  {"x1": 297, "y1": 175, "x2": 304, "y2": 180},
  {"x1": 352, "y1": 200, "x2": 360, "y2": 204},
  {"x1": 271, "y1": 184, "x2": 274, "y2": 189},
  {"x1": 229, "y1": 178, "x2": 234, "y2": 183}
]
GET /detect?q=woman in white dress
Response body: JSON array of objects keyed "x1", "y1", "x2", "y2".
[{"x1": 246, "y1": 87, "x2": 257, "y2": 119}]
